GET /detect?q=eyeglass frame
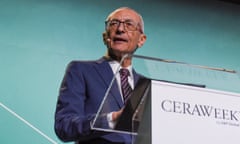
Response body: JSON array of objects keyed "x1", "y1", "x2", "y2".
[{"x1": 105, "y1": 19, "x2": 143, "y2": 33}]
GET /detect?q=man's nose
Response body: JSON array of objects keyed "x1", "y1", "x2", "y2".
[{"x1": 117, "y1": 22, "x2": 125, "y2": 32}]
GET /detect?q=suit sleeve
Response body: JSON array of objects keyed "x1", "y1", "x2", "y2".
[{"x1": 54, "y1": 62, "x2": 107, "y2": 142}]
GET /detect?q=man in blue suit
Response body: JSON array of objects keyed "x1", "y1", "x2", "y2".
[{"x1": 54, "y1": 7, "x2": 147, "y2": 144}]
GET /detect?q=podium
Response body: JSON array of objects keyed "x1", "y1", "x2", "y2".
[{"x1": 91, "y1": 54, "x2": 240, "y2": 144}]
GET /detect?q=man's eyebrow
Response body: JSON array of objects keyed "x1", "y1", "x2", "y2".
[{"x1": 110, "y1": 18, "x2": 135, "y2": 22}]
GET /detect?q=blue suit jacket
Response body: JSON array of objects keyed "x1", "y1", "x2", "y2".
[{"x1": 55, "y1": 57, "x2": 142, "y2": 143}]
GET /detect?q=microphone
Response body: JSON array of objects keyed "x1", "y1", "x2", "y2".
[{"x1": 119, "y1": 53, "x2": 131, "y2": 63}]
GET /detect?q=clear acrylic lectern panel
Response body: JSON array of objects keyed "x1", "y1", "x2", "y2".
[
  {"x1": 132, "y1": 55, "x2": 240, "y2": 93},
  {"x1": 91, "y1": 54, "x2": 240, "y2": 144}
]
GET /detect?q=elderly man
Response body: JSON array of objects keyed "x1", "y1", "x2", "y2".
[{"x1": 55, "y1": 7, "x2": 147, "y2": 144}]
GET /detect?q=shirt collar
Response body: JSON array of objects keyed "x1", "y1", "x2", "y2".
[{"x1": 108, "y1": 60, "x2": 133, "y2": 79}]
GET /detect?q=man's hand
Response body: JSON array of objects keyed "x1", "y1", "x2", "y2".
[{"x1": 112, "y1": 108, "x2": 123, "y2": 121}]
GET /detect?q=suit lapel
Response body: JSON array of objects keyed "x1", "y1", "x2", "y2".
[
  {"x1": 94, "y1": 57, "x2": 142, "y2": 109},
  {"x1": 94, "y1": 58, "x2": 124, "y2": 108},
  {"x1": 133, "y1": 69, "x2": 141, "y2": 86}
]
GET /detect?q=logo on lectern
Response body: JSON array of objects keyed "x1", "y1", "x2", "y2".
[{"x1": 161, "y1": 99, "x2": 240, "y2": 127}]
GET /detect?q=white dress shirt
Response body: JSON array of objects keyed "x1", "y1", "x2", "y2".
[{"x1": 107, "y1": 60, "x2": 134, "y2": 128}]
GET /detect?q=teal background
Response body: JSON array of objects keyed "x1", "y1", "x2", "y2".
[{"x1": 0, "y1": 0, "x2": 239, "y2": 143}]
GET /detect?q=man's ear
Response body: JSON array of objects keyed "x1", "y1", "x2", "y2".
[
  {"x1": 102, "y1": 32, "x2": 108, "y2": 45},
  {"x1": 137, "y1": 34, "x2": 147, "y2": 48}
]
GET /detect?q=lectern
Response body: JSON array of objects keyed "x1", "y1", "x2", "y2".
[{"x1": 91, "y1": 55, "x2": 240, "y2": 144}]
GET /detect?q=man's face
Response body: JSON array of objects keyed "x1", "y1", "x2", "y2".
[{"x1": 104, "y1": 9, "x2": 146, "y2": 58}]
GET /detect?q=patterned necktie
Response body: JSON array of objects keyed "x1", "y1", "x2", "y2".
[{"x1": 119, "y1": 68, "x2": 133, "y2": 104}]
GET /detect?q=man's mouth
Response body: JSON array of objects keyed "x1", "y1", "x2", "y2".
[{"x1": 113, "y1": 37, "x2": 128, "y2": 43}]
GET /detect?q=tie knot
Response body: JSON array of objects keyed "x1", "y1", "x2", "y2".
[{"x1": 119, "y1": 68, "x2": 130, "y2": 77}]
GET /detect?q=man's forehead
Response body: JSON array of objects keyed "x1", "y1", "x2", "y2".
[{"x1": 108, "y1": 9, "x2": 139, "y2": 21}]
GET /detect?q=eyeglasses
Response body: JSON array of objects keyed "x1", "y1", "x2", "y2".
[{"x1": 105, "y1": 19, "x2": 140, "y2": 32}]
